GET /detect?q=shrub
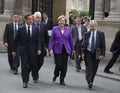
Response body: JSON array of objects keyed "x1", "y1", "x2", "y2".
[
  {"x1": 79, "y1": 11, "x2": 89, "y2": 17},
  {"x1": 70, "y1": 9, "x2": 79, "y2": 17},
  {"x1": 70, "y1": 9, "x2": 89, "y2": 17}
]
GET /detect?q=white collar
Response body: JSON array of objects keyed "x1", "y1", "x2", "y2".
[{"x1": 25, "y1": 24, "x2": 32, "y2": 27}]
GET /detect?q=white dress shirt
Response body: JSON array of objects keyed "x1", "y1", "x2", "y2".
[
  {"x1": 77, "y1": 25, "x2": 82, "y2": 40},
  {"x1": 13, "y1": 22, "x2": 18, "y2": 31}
]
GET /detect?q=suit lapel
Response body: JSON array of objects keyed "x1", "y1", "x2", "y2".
[
  {"x1": 81, "y1": 26, "x2": 85, "y2": 37},
  {"x1": 96, "y1": 30, "x2": 99, "y2": 47},
  {"x1": 75, "y1": 26, "x2": 79, "y2": 38},
  {"x1": 87, "y1": 32, "x2": 91, "y2": 43},
  {"x1": 57, "y1": 26, "x2": 63, "y2": 35},
  {"x1": 10, "y1": 23, "x2": 14, "y2": 33},
  {"x1": 23, "y1": 25, "x2": 28, "y2": 35}
]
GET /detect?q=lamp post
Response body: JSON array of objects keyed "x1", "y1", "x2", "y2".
[{"x1": 89, "y1": 0, "x2": 95, "y2": 20}]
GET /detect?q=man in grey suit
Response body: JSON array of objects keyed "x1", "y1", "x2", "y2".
[
  {"x1": 82, "y1": 20, "x2": 106, "y2": 89},
  {"x1": 71, "y1": 17, "x2": 87, "y2": 72}
]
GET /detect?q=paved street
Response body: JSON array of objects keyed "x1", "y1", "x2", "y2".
[{"x1": 0, "y1": 53, "x2": 120, "y2": 93}]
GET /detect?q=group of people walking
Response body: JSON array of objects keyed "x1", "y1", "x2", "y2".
[{"x1": 3, "y1": 11, "x2": 119, "y2": 90}]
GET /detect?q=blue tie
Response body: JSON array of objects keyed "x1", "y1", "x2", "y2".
[
  {"x1": 37, "y1": 23, "x2": 40, "y2": 32},
  {"x1": 91, "y1": 32, "x2": 95, "y2": 53}
]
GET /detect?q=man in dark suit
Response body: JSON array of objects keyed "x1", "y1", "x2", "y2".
[
  {"x1": 71, "y1": 17, "x2": 87, "y2": 72},
  {"x1": 42, "y1": 12, "x2": 53, "y2": 32},
  {"x1": 82, "y1": 20, "x2": 106, "y2": 89},
  {"x1": 33, "y1": 11, "x2": 48, "y2": 80},
  {"x1": 12, "y1": 14, "x2": 41, "y2": 88},
  {"x1": 42, "y1": 12, "x2": 53, "y2": 55},
  {"x1": 3, "y1": 14, "x2": 21, "y2": 74},
  {"x1": 104, "y1": 30, "x2": 120, "y2": 74}
]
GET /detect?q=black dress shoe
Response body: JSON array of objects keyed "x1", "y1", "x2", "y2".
[
  {"x1": 23, "y1": 82, "x2": 28, "y2": 88},
  {"x1": 60, "y1": 81, "x2": 66, "y2": 86},
  {"x1": 13, "y1": 70, "x2": 18, "y2": 75},
  {"x1": 104, "y1": 70, "x2": 113, "y2": 74},
  {"x1": 76, "y1": 69, "x2": 80, "y2": 72},
  {"x1": 88, "y1": 83, "x2": 92, "y2": 89},
  {"x1": 52, "y1": 76, "x2": 56, "y2": 82},
  {"x1": 33, "y1": 80, "x2": 37, "y2": 83}
]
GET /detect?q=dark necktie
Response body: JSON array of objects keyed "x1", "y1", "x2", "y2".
[
  {"x1": 28, "y1": 25, "x2": 30, "y2": 39},
  {"x1": 91, "y1": 32, "x2": 95, "y2": 53}
]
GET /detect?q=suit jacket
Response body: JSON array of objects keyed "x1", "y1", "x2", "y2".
[
  {"x1": 33, "y1": 23, "x2": 49, "y2": 50},
  {"x1": 3, "y1": 22, "x2": 22, "y2": 48},
  {"x1": 42, "y1": 18, "x2": 53, "y2": 30},
  {"x1": 48, "y1": 26, "x2": 74, "y2": 54},
  {"x1": 110, "y1": 30, "x2": 120, "y2": 53},
  {"x1": 12, "y1": 24, "x2": 41, "y2": 55},
  {"x1": 82, "y1": 30, "x2": 106, "y2": 57},
  {"x1": 71, "y1": 25, "x2": 87, "y2": 46}
]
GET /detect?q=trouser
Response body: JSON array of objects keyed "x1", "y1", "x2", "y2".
[
  {"x1": 85, "y1": 51, "x2": 100, "y2": 84},
  {"x1": 105, "y1": 51, "x2": 120, "y2": 70},
  {"x1": 75, "y1": 51, "x2": 82, "y2": 70},
  {"x1": 7, "y1": 48, "x2": 14, "y2": 70},
  {"x1": 75, "y1": 40, "x2": 83, "y2": 70},
  {"x1": 13, "y1": 52, "x2": 20, "y2": 71},
  {"x1": 21, "y1": 51, "x2": 38, "y2": 83},
  {"x1": 54, "y1": 46, "x2": 69, "y2": 83},
  {"x1": 35, "y1": 53, "x2": 45, "y2": 80},
  {"x1": 8, "y1": 48, "x2": 20, "y2": 71}
]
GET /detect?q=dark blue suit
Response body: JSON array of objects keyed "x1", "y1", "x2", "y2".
[
  {"x1": 13, "y1": 24, "x2": 41, "y2": 83},
  {"x1": 33, "y1": 22, "x2": 48, "y2": 79}
]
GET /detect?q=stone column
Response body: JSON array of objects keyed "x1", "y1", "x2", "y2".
[
  {"x1": 82, "y1": 0, "x2": 89, "y2": 11},
  {"x1": 94, "y1": 0, "x2": 104, "y2": 20},
  {"x1": 4, "y1": 0, "x2": 15, "y2": 14},
  {"x1": 107, "y1": 0, "x2": 120, "y2": 21},
  {"x1": 14, "y1": 0, "x2": 23, "y2": 14},
  {"x1": 22, "y1": 0, "x2": 32, "y2": 15},
  {"x1": 0, "y1": 0, "x2": 3, "y2": 14}
]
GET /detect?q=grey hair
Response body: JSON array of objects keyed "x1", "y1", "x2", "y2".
[
  {"x1": 33, "y1": 11, "x2": 41, "y2": 18},
  {"x1": 90, "y1": 20, "x2": 98, "y2": 25}
]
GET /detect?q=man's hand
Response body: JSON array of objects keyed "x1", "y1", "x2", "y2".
[
  {"x1": 37, "y1": 50, "x2": 41, "y2": 55},
  {"x1": 12, "y1": 52, "x2": 16, "y2": 57},
  {"x1": 4, "y1": 43, "x2": 8, "y2": 48},
  {"x1": 99, "y1": 56, "x2": 104, "y2": 60},
  {"x1": 72, "y1": 50, "x2": 75, "y2": 55}
]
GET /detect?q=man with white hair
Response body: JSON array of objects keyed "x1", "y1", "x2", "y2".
[
  {"x1": 33, "y1": 11, "x2": 48, "y2": 82},
  {"x1": 82, "y1": 20, "x2": 106, "y2": 89}
]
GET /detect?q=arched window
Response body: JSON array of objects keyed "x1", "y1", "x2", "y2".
[{"x1": 0, "y1": 0, "x2": 4, "y2": 14}]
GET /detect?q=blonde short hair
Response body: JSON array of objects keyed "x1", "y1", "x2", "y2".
[{"x1": 57, "y1": 15, "x2": 66, "y2": 21}]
